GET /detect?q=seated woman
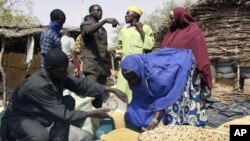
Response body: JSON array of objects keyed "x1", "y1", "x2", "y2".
[{"x1": 121, "y1": 48, "x2": 207, "y2": 132}]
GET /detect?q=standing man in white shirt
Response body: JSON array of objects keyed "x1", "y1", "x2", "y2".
[{"x1": 61, "y1": 29, "x2": 76, "y2": 74}]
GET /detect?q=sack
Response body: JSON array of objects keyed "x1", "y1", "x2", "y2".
[
  {"x1": 70, "y1": 93, "x2": 95, "y2": 141},
  {"x1": 69, "y1": 125, "x2": 93, "y2": 141}
]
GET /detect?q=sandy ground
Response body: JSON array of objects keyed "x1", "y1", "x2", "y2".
[{"x1": 212, "y1": 79, "x2": 250, "y2": 103}]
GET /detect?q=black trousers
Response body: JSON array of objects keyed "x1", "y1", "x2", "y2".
[{"x1": 1, "y1": 95, "x2": 75, "y2": 141}]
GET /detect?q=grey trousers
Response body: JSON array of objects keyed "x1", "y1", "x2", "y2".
[{"x1": 1, "y1": 95, "x2": 75, "y2": 141}]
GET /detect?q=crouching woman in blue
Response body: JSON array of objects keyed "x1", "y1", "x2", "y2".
[{"x1": 121, "y1": 48, "x2": 208, "y2": 132}]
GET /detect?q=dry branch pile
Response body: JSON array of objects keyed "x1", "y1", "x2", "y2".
[
  {"x1": 192, "y1": 1, "x2": 250, "y2": 61},
  {"x1": 155, "y1": 0, "x2": 250, "y2": 62}
]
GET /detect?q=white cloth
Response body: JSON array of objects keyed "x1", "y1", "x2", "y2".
[
  {"x1": 25, "y1": 36, "x2": 35, "y2": 70},
  {"x1": 61, "y1": 35, "x2": 75, "y2": 56}
]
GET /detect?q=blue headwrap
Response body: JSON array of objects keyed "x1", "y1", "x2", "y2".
[
  {"x1": 121, "y1": 54, "x2": 143, "y2": 79},
  {"x1": 49, "y1": 21, "x2": 63, "y2": 33},
  {"x1": 121, "y1": 54, "x2": 155, "y2": 127}
]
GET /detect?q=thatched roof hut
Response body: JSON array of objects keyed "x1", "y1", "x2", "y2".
[
  {"x1": 0, "y1": 25, "x2": 80, "y2": 107},
  {"x1": 0, "y1": 25, "x2": 80, "y2": 38}
]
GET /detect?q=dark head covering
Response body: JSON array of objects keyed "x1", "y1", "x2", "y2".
[
  {"x1": 161, "y1": 7, "x2": 212, "y2": 89},
  {"x1": 44, "y1": 48, "x2": 68, "y2": 69}
]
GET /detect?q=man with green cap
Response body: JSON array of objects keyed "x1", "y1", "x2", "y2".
[
  {"x1": 116, "y1": 6, "x2": 155, "y2": 102},
  {"x1": 0, "y1": 48, "x2": 127, "y2": 141}
]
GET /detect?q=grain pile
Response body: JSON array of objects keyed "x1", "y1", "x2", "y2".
[
  {"x1": 101, "y1": 128, "x2": 139, "y2": 141},
  {"x1": 101, "y1": 112, "x2": 139, "y2": 141},
  {"x1": 217, "y1": 115, "x2": 250, "y2": 133},
  {"x1": 139, "y1": 125, "x2": 229, "y2": 141}
]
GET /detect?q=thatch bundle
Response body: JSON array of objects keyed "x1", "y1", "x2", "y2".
[
  {"x1": 155, "y1": 0, "x2": 250, "y2": 62},
  {"x1": 192, "y1": 1, "x2": 250, "y2": 61},
  {"x1": 0, "y1": 25, "x2": 80, "y2": 38}
]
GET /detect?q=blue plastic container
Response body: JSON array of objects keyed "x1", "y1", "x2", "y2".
[{"x1": 95, "y1": 118, "x2": 115, "y2": 139}]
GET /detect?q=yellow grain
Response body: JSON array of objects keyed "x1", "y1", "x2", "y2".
[
  {"x1": 139, "y1": 125, "x2": 229, "y2": 141},
  {"x1": 108, "y1": 111, "x2": 126, "y2": 129},
  {"x1": 218, "y1": 115, "x2": 250, "y2": 133},
  {"x1": 101, "y1": 128, "x2": 139, "y2": 141}
]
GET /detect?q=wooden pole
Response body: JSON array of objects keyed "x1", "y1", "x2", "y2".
[
  {"x1": 235, "y1": 61, "x2": 240, "y2": 90},
  {"x1": 81, "y1": 0, "x2": 84, "y2": 20},
  {"x1": 0, "y1": 38, "x2": 7, "y2": 109}
]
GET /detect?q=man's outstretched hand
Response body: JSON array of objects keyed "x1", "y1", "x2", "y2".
[
  {"x1": 105, "y1": 87, "x2": 128, "y2": 104},
  {"x1": 104, "y1": 18, "x2": 120, "y2": 28},
  {"x1": 87, "y1": 108, "x2": 110, "y2": 118}
]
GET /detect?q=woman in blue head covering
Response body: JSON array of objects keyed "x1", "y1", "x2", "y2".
[
  {"x1": 121, "y1": 54, "x2": 157, "y2": 132},
  {"x1": 121, "y1": 48, "x2": 208, "y2": 132}
]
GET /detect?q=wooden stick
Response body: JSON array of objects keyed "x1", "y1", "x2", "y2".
[
  {"x1": 235, "y1": 61, "x2": 240, "y2": 90},
  {"x1": 0, "y1": 38, "x2": 7, "y2": 109}
]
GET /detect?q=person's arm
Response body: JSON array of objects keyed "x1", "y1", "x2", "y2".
[
  {"x1": 27, "y1": 84, "x2": 88, "y2": 127},
  {"x1": 141, "y1": 25, "x2": 155, "y2": 51},
  {"x1": 82, "y1": 18, "x2": 119, "y2": 35},
  {"x1": 115, "y1": 30, "x2": 123, "y2": 60},
  {"x1": 72, "y1": 52, "x2": 80, "y2": 77},
  {"x1": 134, "y1": 22, "x2": 145, "y2": 42},
  {"x1": 198, "y1": 64, "x2": 212, "y2": 90},
  {"x1": 147, "y1": 111, "x2": 161, "y2": 130},
  {"x1": 104, "y1": 87, "x2": 128, "y2": 103},
  {"x1": 192, "y1": 33, "x2": 212, "y2": 90},
  {"x1": 27, "y1": 83, "x2": 112, "y2": 128},
  {"x1": 40, "y1": 31, "x2": 54, "y2": 56},
  {"x1": 71, "y1": 35, "x2": 82, "y2": 77},
  {"x1": 64, "y1": 75, "x2": 128, "y2": 103}
]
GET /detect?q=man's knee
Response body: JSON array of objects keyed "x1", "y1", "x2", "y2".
[
  {"x1": 4, "y1": 118, "x2": 50, "y2": 141},
  {"x1": 62, "y1": 95, "x2": 75, "y2": 110},
  {"x1": 34, "y1": 130, "x2": 50, "y2": 141}
]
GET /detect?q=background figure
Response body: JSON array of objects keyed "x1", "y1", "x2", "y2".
[
  {"x1": 116, "y1": 6, "x2": 155, "y2": 102},
  {"x1": 61, "y1": 29, "x2": 75, "y2": 74},
  {"x1": 40, "y1": 9, "x2": 66, "y2": 68},
  {"x1": 72, "y1": 15, "x2": 91, "y2": 77},
  {"x1": 80, "y1": 4, "x2": 119, "y2": 108},
  {"x1": 160, "y1": 7, "x2": 212, "y2": 98}
]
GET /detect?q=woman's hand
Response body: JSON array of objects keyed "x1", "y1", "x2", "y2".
[
  {"x1": 147, "y1": 111, "x2": 161, "y2": 130},
  {"x1": 147, "y1": 118, "x2": 158, "y2": 130}
]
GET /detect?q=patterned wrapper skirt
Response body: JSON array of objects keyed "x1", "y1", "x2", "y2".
[{"x1": 162, "y1": 65, "x2": 208, "y2": 127}]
